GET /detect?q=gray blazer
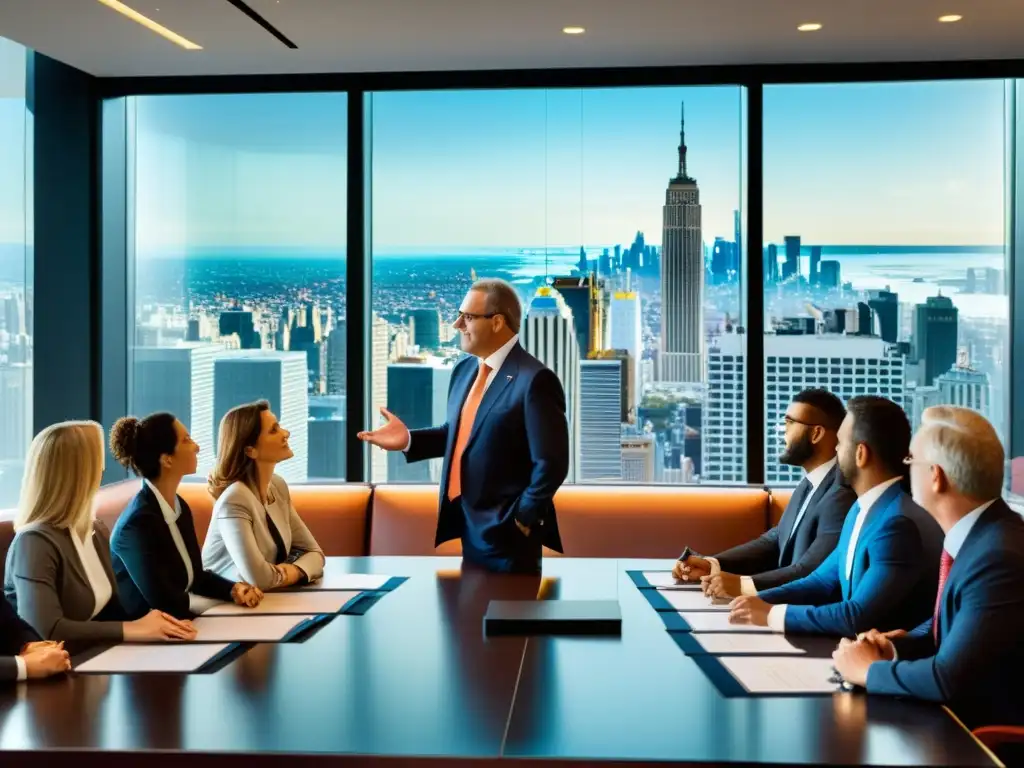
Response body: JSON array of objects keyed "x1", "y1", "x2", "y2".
[
  {"x1": 3, "y1": 521, "x2": 127, "y2": 644},
  {"x1": 201, "y1": 475, "x2": 325, "y2": 590}
]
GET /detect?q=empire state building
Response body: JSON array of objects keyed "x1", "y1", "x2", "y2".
[{"x1": 659, "y1": 104, "x2": 704, "y2": 385}]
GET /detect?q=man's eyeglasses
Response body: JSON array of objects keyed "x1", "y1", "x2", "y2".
[
  {"x1": 783, "y1": 416, "x2": 824, "y2": 429},
  {"x1": 456, "y1": 311, "x2": 498, "y2": 323},
  {"x1": 902, "y1": 453, "x2": 930, "y2": 467}
]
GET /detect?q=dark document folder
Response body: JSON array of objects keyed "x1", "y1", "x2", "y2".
[{"x1": 483, "y1": 600, "x2": 622, "y2": 636}]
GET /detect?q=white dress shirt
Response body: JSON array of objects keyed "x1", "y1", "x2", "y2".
[
  {"x1": 711, "y1": 457, "x2": 837, "y2": 597},
  {"x1": 944, "y1": 500, "x2": 995, "y2": 558},
  {"x1": 403, "y1": 334, "x2": 520, "y2": 451},
  {"x1": 14, "y1": 656, "x2": 25, "y2": 681},
  {"x1": 70, "y1": 525, "x2": 114, "y2": 620},
  {"x1": 144, "y1": 480, "x2": 220, "y2": 615},
  {"x1": 767, "y1": 475, "x2": 903, "y2": 633}
]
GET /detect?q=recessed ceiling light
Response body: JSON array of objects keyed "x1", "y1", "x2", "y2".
[
  {"x1": 563, "y1": 26, "x2": 586, "y2": 35},
  {"x1": 96, "y1": 0, "x2": 203, "y2": 50},
  {"x1": 797, "y1": 22, "x2": 823, "y2": 32},
  {"x1": 938, "y1": 14, "x2": 963, "y2": 23}
]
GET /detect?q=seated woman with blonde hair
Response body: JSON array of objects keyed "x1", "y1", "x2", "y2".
[
  {"x1": 3, "y1": 421, "x2": 197, "y2": 648},
  {"x1": 108, "y1": 412, "x2": 264, "y2": 619},
  {"x1": 202, "y1": 401, "x2": 325, "y2": 590}
]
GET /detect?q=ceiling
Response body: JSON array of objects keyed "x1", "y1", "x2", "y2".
[{"x1": 0, "y1": 0, "x2": 1022, "y2": 78}]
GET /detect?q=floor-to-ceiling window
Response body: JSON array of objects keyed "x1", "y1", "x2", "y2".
[
  {"x1": 762, "y1": 80, "x2": 1010, "y2": 486},
  {"x1": 125, "y1": 93, "x2": 348, "y2": 483},
  {"x1": 0, "y1": 37, "x2": 30, "y2": 509},
  {"x1": 368, "y1": 86, "x2": 746, "y2": 485}
]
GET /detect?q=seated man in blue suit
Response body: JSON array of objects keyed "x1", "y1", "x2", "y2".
[
  {"x1": 833, "y1": 406, "x2": 1024, "y2": 730},
  {"x1": 1, "y1": 595, "x2": 69, "y2": 681},
  {"x1": 674, "y1": 388, "x2": 856, "y2": 598},
  {"x1": 358, "y1": 278, "x2": 569, "y2": 574},
  {"x1": 730, "y1": 395, "x2": 943, "y2": 636}
]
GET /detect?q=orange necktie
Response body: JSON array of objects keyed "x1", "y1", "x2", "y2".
[{"x1": 447, "y1": 360, "x2": 492, "y2": 500}]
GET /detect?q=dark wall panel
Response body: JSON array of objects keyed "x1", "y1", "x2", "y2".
[{"x1": 29, "y1": 53, "x2": 99, "y2": 432}]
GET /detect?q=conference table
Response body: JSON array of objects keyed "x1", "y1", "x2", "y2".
[{"x1": 0, "y1": 557, "x2": 998, "y2": 766}]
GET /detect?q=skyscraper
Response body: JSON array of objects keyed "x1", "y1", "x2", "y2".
[
  {"x1": 409, "y1": 308, "x2": 442, "y2": 352},
  {"x1": 579, "y1": 360, "x2": 623, "y2": 481},
  {"x1": 913, "y1": 295, "x2": 958, "y2": 386},
  {"x1": 935, "y1": 351, "x2": 993, "y2": 426},
  {"x1": 326, "y1": 322, "x2": 346, "y2": 395},
  {"x1": 214, "y1": 351, "x2": 309, "y2": 484},
  {"x1": 0, "y1": 363, "x2": 31, "y2": 462},
  {"x1": 132, "y1": 344, "x2": 218, "y2": 477},
  {"x1": 809, "y1": 245, "x2": 822, "y2": 285},
  {"x1": 308, "y1": 417, "x2": 346, "y2": 480},
  {"x1": 783, "y1": 236, "x2": 801, "y2": 281},
  {"x1": 819, "y1": 260, "x2": 841, "y2": 288},
  {"x1": 703, "y1": 333, "x2": 746, "y2": 483},
  {"x1": 764, "y1": 244, "x2": 779, "y2": 284},
  {"x1": 522, "y1": 287, "x2": 580, "y2": 482},
  {"x1": 386, "y1": 360, "x2": 452, "y2": 483},
  {"x1": 660, "y1": 103, "x2": 704, "y2": 385},
  {"x1": 868, "y1": 290, "x2": 899, "y2": 343},
  {"x1": 218, "y1": 310, "x2": 260, "y2": 350},
  {"x1": 370, "y1": 313, "x2": 390, "y2": 482},
  {"x1": 609, "y1": 291, "x2": 642, "y2": 407}
]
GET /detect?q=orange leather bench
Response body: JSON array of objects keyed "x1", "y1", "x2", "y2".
[
  {"x1": 369, "y1": 484, "x2": 772, "y2": 558},
  {"x1": 0, "y1": 482, "x2": 781, "y2": 567}
]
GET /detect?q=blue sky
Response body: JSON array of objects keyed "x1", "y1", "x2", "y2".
[{"x1": 7, "y1": 76, "x2": 1009, "y2": 253}]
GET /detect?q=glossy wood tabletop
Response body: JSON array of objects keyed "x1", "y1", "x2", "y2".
[{"x1": 0, "y1": 557, "x2": 997, "y2": 767}]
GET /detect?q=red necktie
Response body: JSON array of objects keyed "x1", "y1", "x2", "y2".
[
  {"x1": 447, "y1": 360, "x2": 492, "y2": 501},
  {"x1": 933, "y1": 549, "x2": 954, "y2": 643}
]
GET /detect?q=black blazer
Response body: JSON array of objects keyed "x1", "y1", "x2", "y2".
[
  {"x1": 0, "y1": 594, "x2": 39, "y2": 682},
  {"x1": 406, "y1": 343, "x2": 569, "y2": 554},
  {"x1": 714, "y1": 463, "x2": 856, "y2": 591},
  {"x1": 110, "y1": 484, "x2": 235, "y2": 619}
]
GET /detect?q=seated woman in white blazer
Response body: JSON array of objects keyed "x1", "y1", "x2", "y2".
[{"x1": 201, "y1": 400, "x2": 325, "y2": 590}]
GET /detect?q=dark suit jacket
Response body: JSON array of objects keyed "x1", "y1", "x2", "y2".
[
  {"x1": 760, "y1": 483, "x2": 943, "y2": 636},
  {"x1": 110, "y1": 484, "x2": 236, "y2": 620},
  {"x1": 1, "y1": 594, "x2": 39, "y2": 682},
  {"x1": 866, "y1": 500, "x2": 1024, "y2": 729},
  {"x1": 714, "y1": 464, "x2": 855, "y2": 591},
  {"x1": 405, "y1": 342, "x2": 569, "y2": 554}
]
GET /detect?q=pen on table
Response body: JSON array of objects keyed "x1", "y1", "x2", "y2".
[{"x1": 830, "y1": 666, "x2": 855, "y2": 692}]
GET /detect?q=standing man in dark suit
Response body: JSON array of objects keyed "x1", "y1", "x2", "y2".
[
  {"x1": 358, "y1": 278, "x2": 569, "y2": 574},
  {"x1": 673, "y1": 389, "x2": 856, "y2": 598},
  {"x1": 833, "y1": 406, "x2": 1024, "y2": 730},
  {"x1": 1, "y1": 596, "x2": 69, "y2": 682}
]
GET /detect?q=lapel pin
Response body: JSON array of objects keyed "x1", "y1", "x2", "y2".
[{"x1": 506, "y1": 375, "x2": 513, "y2": 381}]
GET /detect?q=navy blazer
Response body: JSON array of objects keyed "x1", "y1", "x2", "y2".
[
  {"x1": 715, "y1": 464, "x2": 856, "y2": 591},
  {"x1": 405, "y1": 342, "x2": 569, "y2": 554},
  {"x1": 0, "y1": 594, "x2": 39, "y2": 682},
  {"x1": 110, "y1": 484, "x2": 235, "y2": 619},
  {"x1": 760, "y1": 482, "x2": 943, "y2": 636},
  {"x1": 866, "y1": 499, "x2": 1024, "y2": 729}
]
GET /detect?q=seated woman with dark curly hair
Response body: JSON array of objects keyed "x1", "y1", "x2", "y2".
[{"x1": 108, "y1": 412, "x2": 264, "y2": 619}]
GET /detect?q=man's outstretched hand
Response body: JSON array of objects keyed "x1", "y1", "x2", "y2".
[{"x1": 357, "y1": 407, "x2": 411, "y2": 452}]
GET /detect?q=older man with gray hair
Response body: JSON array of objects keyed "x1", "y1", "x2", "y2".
[{"x1": 833, "y1": 405, "x2": 1024, "y2": 730}]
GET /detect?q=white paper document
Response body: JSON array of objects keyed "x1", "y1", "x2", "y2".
[
  {"x1": 76, "y1": 643, "x2": 232, "y2": 674},
  {"x1": 693, "y1": 633, "x2": 808, "y2": 655},
  {"x1": 640, "y1": 571, "x2": 702, "y2": 590},
  {"x1": 303, "y1": 573, "x2": 393, "y2": 591},
  {"x1": 655, "y1": 590, "x2": 732, "y2": 611},
  {"x1": 720, "y1": 656, "x2": 840, "y2": 694},
  {"x1": 202, "y1": 590, "x2": 363, "y2": 616},
  {"x1": 191, "y1": 614, "x2": 317, "y2": 642},
  {"x1": 675, "y1": 611, "x2": 774, "y2": 633}
]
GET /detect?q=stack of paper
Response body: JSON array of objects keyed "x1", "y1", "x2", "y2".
[
  {"x1": 202, "y1": 590, "x2": 362, "y2": 616},
  {"x1": 190, "y1": 614, "x2": 318, "y2": 642},
  {"x1": 640, "y1": 571, "x2": 702, "y2": 590},
  {"x1": 718, "y1": 656, "x2": 841, "y2": 694},
  {"x1": 655, "y1": 590, "x2": 732, "y2": 612},
  {"x1": 691, "y1": 633, "x2": 808, "y2": 655},
  {"x1": 306, "y1": 573, "x2": 393, "y2": 591},
  {"x1": 76, "y1": 643, "x2": 233, "y2": 674},
  {"x1": 674, "y1": 611, "x2": 773, "y2": 633}
]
